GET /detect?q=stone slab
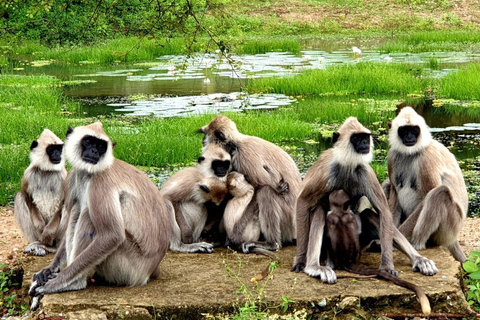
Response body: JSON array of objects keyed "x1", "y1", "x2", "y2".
[{"x1": 22, "y1": 247, "x2": 473, "y2": 319}]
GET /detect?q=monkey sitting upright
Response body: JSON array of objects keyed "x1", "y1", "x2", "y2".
[
  {"x1": 324, "y1": 190, "x2": 431, "y2": 316},
  {"x1": 14, "y1": 129, "x2": 67, "y2": 256},
  {"x1": 384, "y1": 107, "x2": 468, "y2": 262},
  {"x1": 29, "y1": 122, "x2": 171, "y2": 303}
]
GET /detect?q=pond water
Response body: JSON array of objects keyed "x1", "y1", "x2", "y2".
[{"x1": 13, "y1": 42, "x2": 480, "y2": 216}]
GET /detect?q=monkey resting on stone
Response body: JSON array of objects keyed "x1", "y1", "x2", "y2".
[
  {"x1": 29, "y1": 122, "x2": 171, "y2": 310},
  {"x1": 292, "y1": 117, "x2": 437, "y2": 284},
  {"x1": 383, "y1": 107, "x2": 468, "y2": 262},
  {"x1": 14, "y1": 129, "x2": 67, "y2": 256},
  {"x1": 324, "y1": 190, "x2": 431, "y2": 316}
]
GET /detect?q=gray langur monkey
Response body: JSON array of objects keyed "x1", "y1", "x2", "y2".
[
  {"x1": 222, "y1": 172, "x2": 277, "y2": 259},
  {"x1": 29, "y1": 122, "x2": 171, "y2": 304},
  {"x1": 199, "y1": 115, "x2": 301, "y2": 252},
  {"x1": 14, "y1": 129, "x2": 67, "y2": 256},
  {"x1": 292, "y1": 117, "x2": 437, "y2": 284},
  {"x1": 161, "y1": 165, "x2": 228, "y2": 253},
  {"x1": 324, "y1": 190, "x2": 431, "y2": 316},
  {"x1": 383, "y1": 107, "x2": 468, "y2": 262}
]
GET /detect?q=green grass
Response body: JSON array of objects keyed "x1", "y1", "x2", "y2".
[
  {"x1": 248, "y1": 63, "x2": 429, "y2": 96},
  {"x1": 439, "y1": 63, "x2": 480, "y2": 100},
  {"x1": 1, "y1": 37, "x2": 189, "y2": 65},
  {"x1": 235, "y1": 37, "x2": 301, "y2": 54},
  {"x1": 380, "y1": 30, "x2": 480, "y2": 53}
]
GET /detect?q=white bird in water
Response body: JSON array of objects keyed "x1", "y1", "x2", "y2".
[
  {"x1": 318, "y1": 56, "x2": 325, "y2": 63},
  {"x1": 204, "y1": 78, "x2": 211, "y2": 84},
  {"x1": 384, "y1": 56, "x2": 393, "y2": 62},
  {"x1": 352, "y1": 46, "x2": 362, "y2": 57}
]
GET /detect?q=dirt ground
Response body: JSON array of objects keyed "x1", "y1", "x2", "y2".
[{"x1": 1, "y1": 205, "x2": 479, "y2": 264}]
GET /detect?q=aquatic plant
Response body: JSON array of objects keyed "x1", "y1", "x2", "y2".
[
  {"x1": 248, "y1": 63, "x2": 429, "y2": 97},
  {"x1": 439, "y1": 63, "x2": 480, "y2": 101}
]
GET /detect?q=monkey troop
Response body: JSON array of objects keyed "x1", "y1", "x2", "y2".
[{"x1": 20, "y1": 110, "x2": 467, "y2": 311}]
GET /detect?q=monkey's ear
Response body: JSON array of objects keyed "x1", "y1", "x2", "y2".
[
  {"x1": 112, "y1": 141, "x2": 117, "y2": 148},
  {"x1": 332, "y1": 132, "x2": 340, "y2": 144},
  {"x1": 198, "y1": 156, "x2": 205, "y2": 163},
  {"x1": 199, "y1": 185, "x2": 210, "y2": 193},
  {"x1": 387, "y1": 121, "x2": 392, "y2": 129},
  {"x1": 215, "y1": 130, "x2": 226, "y2": 142},
  {"x1": 30, "y1": 140, "x2": 38, "y2": 150},
  {"x1": 66, "y1": 126, "x2": 74, "y2": 137},
  {"x1": 196, "y1": 128, "x2": 205, "y2": 134}
]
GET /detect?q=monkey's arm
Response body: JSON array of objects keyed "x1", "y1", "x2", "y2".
[
  {"x1": 34, "y1": 195, "x2": 125, "y2": 294},
  {"x1": 174, "y1": 203, "x2": 194, "y2": 244},
  {"x1": 364, "y1": 168, "x2": 395, "y2": 274},
  {"x1": 40, "y1": 200, "x2": 64, "y2": 246}
]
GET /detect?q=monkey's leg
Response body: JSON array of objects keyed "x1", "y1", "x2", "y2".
[
  {"x1": 303, "y1": 205, "x2": 337, "y2": 284},
  {"x1": 448, "y1": 241, "x2": 467, "y2": 263},
  {"x1": 95, "y1": 240, "x2": 162, "y2": 287},
  {"x1": 401, "y1": 186, "x2": 465, "y2": 262},
  {"x1": 257, "y1": 187, "x2": 285, "y2": 249},
  {"x1": 167, "y1": 201, "x2": 213, "y2": 253},
  {"x1": 361, "y1": 209, "x2": 437, "y2": 276},
  {"x1": 33, "y1": 208, "x2": 116, "y2": 295},
  {"x1": 40, "y1": 203, "x2": 64, "y2": 247},
  {"x1": 14, "y1": 192, "x2": 54, "y2": 256},
  {"x1": 14, "y1": 192, "x2": 40, "y2": 243},
  {"x1": 291, "y1": 197, "x2": 311, "y2": 272}
]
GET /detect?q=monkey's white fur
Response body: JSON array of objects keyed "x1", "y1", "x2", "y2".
[
  {"x1": 333, "y1": 117, "x2": 373, "y2": 166},
  {"x1": 389, "y1": 107, "x2": 432, "y2": 155},
  {"x1": 65, "y1": 122, "x2": 115, "y2": 174},
  {"x1": 29, "y1": 129, "x2": 65, "y2": 172}
]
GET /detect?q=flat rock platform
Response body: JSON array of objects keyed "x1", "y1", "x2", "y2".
[{"x1": 21, "y1": 246, "x2": 474, "y2": 319}]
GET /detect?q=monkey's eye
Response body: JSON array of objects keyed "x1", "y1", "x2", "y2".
[{"x1": 343, "y1": 201, "x2": 350, "y2": 211}]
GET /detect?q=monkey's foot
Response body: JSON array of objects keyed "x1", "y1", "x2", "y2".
[
  {"x1": 380, "y1": 268, "x2": 398, "y2": 277},
  {"x1": 412, "y1": 256, "x2": 437, "y2": 276},
  {"x1": 291, "y1": 262, "x2": 305, "y2": 273},
  {"x1": 241, "y1": 243, "x2": 256, "y2": 254},
  {"x1": 304, "y1": 265, "x2": 337, "y2": 284},
  {"x1": 181, "y1": 242, "x2": 214, "y2": 253},
  {"x1": 24, "y1": 242, "x2": 56, "y2": 256}
]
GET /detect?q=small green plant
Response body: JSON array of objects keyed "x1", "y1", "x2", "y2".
[
  {"x1": 0, "y1": 263, "x2": 27, "y2": 316},
  {"x1": 222, "y1": 249, "x2": 296, "y2": 319},
  {"x1": 463, "y1": 250, "x2": 480, "y2": 311}
]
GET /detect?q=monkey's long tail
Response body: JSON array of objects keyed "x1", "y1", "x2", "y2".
[
  {"x1": 250, "y1": 247, "x2": 279, "y2": 282},
  {"x1": 345, "y1": 266, "x2": 431, "y2": 316}
]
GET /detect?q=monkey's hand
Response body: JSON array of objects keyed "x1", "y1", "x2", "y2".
[
  {"x1": 412, "y1": 256, "x2": 437, "y2": 276},
  {"x1": 29, "y1": 266, "x2": 59, "y2": 295},
  {"x1": 276, "y1": 178, "x2": 289, "y2": 195},
  {"x1": 304, "y1": 265, "x2": 337, "y2": 284},
  {"x1": 24, "y1": 242, "x2": 56, "y2": 256}
]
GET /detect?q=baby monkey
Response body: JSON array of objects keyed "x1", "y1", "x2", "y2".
[{"x1": 324, "y1": 190, "x2": 431, "y2": 316}]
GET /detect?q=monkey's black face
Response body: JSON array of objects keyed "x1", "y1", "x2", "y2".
[
  {"x1": 46, "y1": 144, "x2": 63, "y2": 164},
  {"x1": 212, "y1": 160, "x2": 230, "y2": 177},
  {"x1": 350, "y1": 133, "x2": 371, "y2": 154},
  {"x1": 398, "y1": 125, "x2": 420, "y2": 147},
  {"x1": 81, "y1": 135, "x2": 107, "y2": 164}
]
